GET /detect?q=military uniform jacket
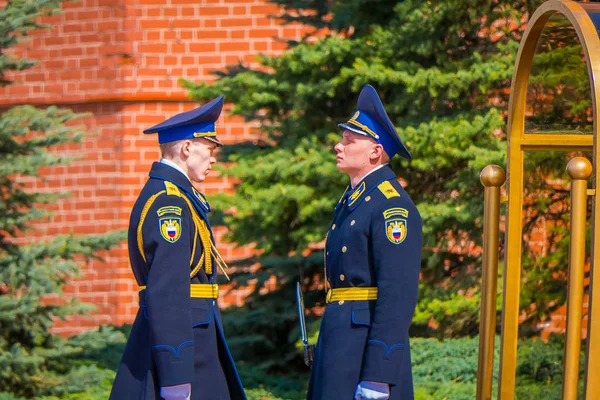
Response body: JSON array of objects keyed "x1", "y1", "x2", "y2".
[
  {"x1": 110, "y1": 162, "x2": 246, "y2": 400},
  {"x1": 307, "y1": 165, "x2": 422, "y2": 400}
]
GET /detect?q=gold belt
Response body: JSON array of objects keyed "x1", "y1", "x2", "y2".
[
  {"x1": 139, "y1": 283, "x2": 219, "y2": 299},
  {"x1": 326, "y1": 287, "x2": 378, "y2": 303}
]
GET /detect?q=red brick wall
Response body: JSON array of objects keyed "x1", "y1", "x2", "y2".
[{"x1": 0, "y1": 0, "x2": 319, "y2": 335}]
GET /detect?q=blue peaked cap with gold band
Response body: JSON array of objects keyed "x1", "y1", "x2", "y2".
[
  {"x1": 338, "y1": 85, "x2": 411, "y2": 160},
  {"x1": 143, "y1": 96, "x2": 224, "y2": 146}
]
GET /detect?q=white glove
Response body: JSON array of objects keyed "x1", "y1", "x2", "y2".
[
  {"x1": 354, "y1": 380, "x2": 390, "y2": 400},
  {"x1": 160, "y1": 383, "x2": 191, "y2": 400}
]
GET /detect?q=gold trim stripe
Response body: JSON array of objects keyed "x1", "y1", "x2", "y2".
[
  {"x1": 348, "y1": 182, "x2": 366, "y2": 206},
  {"x1": 190, "y1": 283, "x2": 219, "y2": 299},
  {"x1": 139, "y1": 284, "x2": 219, "y2": 299},
  {"x1": 193, "y1": 131, "x2": 217, "y2": 138},
  {"x1": 346, "y1": 118, "x2": 379, "y2": 139},
  {"x1": 137, "y1": 190, "x2": 167, "y2": 263},
  {"x1": 326, "y1": 287, "x2": 378, "y2": 303}
]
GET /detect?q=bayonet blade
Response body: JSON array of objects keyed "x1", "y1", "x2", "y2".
[
  {"x1": 296, "y1": 282, "x2": 309, "y2": 345},
  {"x1": 296, "y1": 282, "x2": 314, "y2": 367}
]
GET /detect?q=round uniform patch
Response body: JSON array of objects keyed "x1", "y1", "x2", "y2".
[{"x1": 159, "y1": 217, "x2": 182, "y2": 243}]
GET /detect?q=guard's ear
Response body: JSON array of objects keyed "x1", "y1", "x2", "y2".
[
  {"x1": 370, "y1": 143, "x2": 385, "y2": 160},
  {"x1": 181, "y1": 140, "x2": 192, "y2": 157}
]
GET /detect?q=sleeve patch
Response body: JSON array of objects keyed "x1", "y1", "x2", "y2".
[
  {"x1": 159, "y1": 216, "x2": 182, "y2": 243},
  {"x1": 378, "y1": 181, "x2": 400, "y2": 199},
  {"x1": 383, "y1": 208, "x2": 408, "y2": 244},
  {"x1": 157, "y1": 206, "x2": 182, "y2": 217}
]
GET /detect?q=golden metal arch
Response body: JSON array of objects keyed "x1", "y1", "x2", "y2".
[{"x1": 477, "y1": 1, "x2": 600, "y2": 399}]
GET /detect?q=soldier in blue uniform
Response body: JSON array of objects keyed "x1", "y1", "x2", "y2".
[
  {"x1": 110, "y1": 96, "x2": 246, "y2": 400},
  {"x1": 307, "y1": 85, "x2": 422, "y2": 400}
]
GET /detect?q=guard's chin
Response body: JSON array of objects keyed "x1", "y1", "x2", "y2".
[{"x1": 191, "y1": 174, "x2": 206, "y2": 183}]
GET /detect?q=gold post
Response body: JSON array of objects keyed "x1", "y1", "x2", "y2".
[
  {"x1": 587, "y1": 179, "x2": 600, "y2": 400},
  {"x1": 587, "y1": 209, "x2": 600, "y2": 400},
  {"x1": 563, "y1": 157, "x2": 592, "y2": 400},
  {"x1": 477, "y1": 165, "x2": 506, "y2": 400}
]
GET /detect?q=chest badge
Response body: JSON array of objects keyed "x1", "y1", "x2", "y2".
[
  {"x1": 383, "y1": 207, "x2": 409, "y2": 244},
  {"x1": 160, "y1": 217, "x2": 182, "y2": 243}
]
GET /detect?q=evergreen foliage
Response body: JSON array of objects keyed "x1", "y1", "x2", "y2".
[
  {"x1": 0, "y1": 0, "x2": 125, "y2": 396},
  {"x1": 183, "y1": 0, "x2": 589, "y2": 379},
  {"x1": 0, "y1": 334, "x2": 574, "y2": 399}
]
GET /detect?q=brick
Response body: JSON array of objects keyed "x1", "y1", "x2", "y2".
[
  {"x1": 252, "y1": 41, "x2": 269, "y2": 51},
  {"x1": 172, "y1": 20, "x2": 202, "y2": 29},
  {"x1": 220, "y1": 18, "x2": 251, "y2": 28},
  {"x1": 197, "y1": 30, "x2": 228, "y2": 40},
  {"x1": 164, "y1": 8, "x2": 178, "y2": 17},
  {"x1": 198, "y1": 6, "x2": 229, "y2": 16},
  {"x1": 189, "y1": 42, "x2": 217, "y2": 52},
  {"x1": 98, "y1": 20, "x2": 120, "y2": 31},
  {"x1": 204, "y1": 19, "x2": 218, "y2": 28},
  {"x1": 179, "y1": 30, "x2": 194, "y2": 40},
  {"x1": 232, "y1": 6, "x2": 248, "y2": 15},
  {"x1": 138, "y1": 43, "x2": 169, "y2": 53},
  {"x1": 250, "y1": 4, "x2": 281, "y2": 14},
  {"x1": 229, "y1": 29, "x2": 247, "y2": 39},
  {"x1": 197, "y1": 55, "x2": 222, "y2": 64},
  {"x1": 219, "y1": 41, "x2": 250, "y2": 52},
  {"x1": 145, "y1": 31, "x2": 161, "y2": 41},
  {"x1": 169, "y1": 42, "x2": 187, "y2": 53},
  {"x1": 249, "y1": 28, "x2": 279, "y2": 38}
]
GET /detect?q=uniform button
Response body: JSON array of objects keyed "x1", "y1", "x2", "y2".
[
  {"x1": 340, "y1": 274, "x2": 345, "y2": 281},
  {"x1": 326, "y1": 251, "x2": 329, "y2": 256},
  {"x1": 350, "y1": 220, "x2": 355, "y2": 226},
  {"x1": 338, "y1": 300, "x2": 345, "y2": 305},
  {"x1": 342, "y1": 246, "x2": 347, "y2": 253},
  {"x1": 365, "y1": 196, "x2": 371, "y2": 202},
  {"x1": 331, "y1": 224, "x2": 336, "y2": 230}
]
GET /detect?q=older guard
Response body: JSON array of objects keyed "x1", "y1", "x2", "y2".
[
  {"x1": 307, "y1": 85, "x2": 422, "y2": 400},
  {"x1": 110, "y1": 97, "x2": 246, "y2": 400}
]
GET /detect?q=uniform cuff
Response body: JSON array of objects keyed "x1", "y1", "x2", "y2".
[
  {"x1": 152, "y1": 340, "x2": 195, "y2": 387},
  {"x1": 361, "y1": 340, "x2": 405, "y2": 385}
]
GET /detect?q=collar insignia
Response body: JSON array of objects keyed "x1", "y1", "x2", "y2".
[{"x1": 192, "y1": 187, "x2": 210, "y2": 212}]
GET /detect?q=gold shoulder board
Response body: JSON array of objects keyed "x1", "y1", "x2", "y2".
[
  {"x1": 378, "y1": 180, "x2": 400, "y2": 199},
  {"x1": 164, "y1": 181, "x2": 181, "y2": 197}
]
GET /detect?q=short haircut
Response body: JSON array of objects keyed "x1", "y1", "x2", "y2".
[{"x1": 160, "y1": 140, "x2": 183, "y2": 159}]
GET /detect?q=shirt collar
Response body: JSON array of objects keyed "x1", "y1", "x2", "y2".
[
  {"x1": 160, "y1": 158, "x2": 190, "y2": 182},
  {"x1": 334, "y1": 164, "x2": 396, "y2": 213},
  {"x1": 351, "y1": 163, "x2": 388, "y2": 189}
]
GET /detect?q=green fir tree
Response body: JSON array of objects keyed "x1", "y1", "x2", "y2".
[
  {"x1": 0, "y1": 1, "x2": 124, "y2": 397},
  {"x1": 181, "y1": 0, "x2": 586, "y2": 383}
]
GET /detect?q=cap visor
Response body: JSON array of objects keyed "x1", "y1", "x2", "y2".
[
  {"x1": 202, "y1": 136, "x2": 223, "y2": 147},
  {"x1": 338, "y1": 123, "x2": 372, "y2": 138}
]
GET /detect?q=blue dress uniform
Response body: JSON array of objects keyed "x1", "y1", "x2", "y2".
[
  {"x1": 307, "y1": 85, "x2": 422, "y2": 400},
  {"x1": 110, "y1": 97, "x2": 246, "y2": 400}
]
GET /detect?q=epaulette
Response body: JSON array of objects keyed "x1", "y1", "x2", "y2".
[
  {"x1": 164, "y1": 181, "x2": 182, "y2": 197},
  {"x1": 377, "y1": 180, "x2": 400, "y2": 199}
]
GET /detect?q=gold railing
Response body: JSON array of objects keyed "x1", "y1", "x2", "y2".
[
  {"x1": 477, "y1": 156, "x2": 594, "y2": 399},
  {"x1": 474, "y1": 1, "x2": 600, "y2": 398}
]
